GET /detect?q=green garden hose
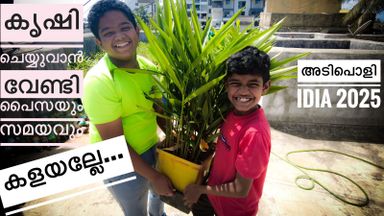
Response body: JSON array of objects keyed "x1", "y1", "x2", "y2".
[{"x1": 271, "y1": 149, "x2": 384, "y2": 207}]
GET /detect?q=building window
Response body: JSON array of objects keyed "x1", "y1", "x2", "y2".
[
  {"x1": 238, "y1": 1, "x2": 246, "y2": 15},
  {"x1": 238, "y1": 1, "x2": 246, "y2": 8},
  {"x1": 212, "y1": 1, "x2": 223, "y2": 8},
  {"x1": 224, "y1": 9, "x2": 233, "y2": 18},
  {"x1": 225, "y1": 0, "x2": 231, "y2": 5}
]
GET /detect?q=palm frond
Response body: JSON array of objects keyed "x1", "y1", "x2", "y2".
[
  {"x1": 343, "y1": 0, "x2": 384, "y2": 28},
  {"x1": 138, "y1": 0, "x2": 306, "y2": 162}
]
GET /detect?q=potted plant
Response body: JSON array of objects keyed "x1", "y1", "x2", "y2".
[{"x1": 132, "y1": 0, "x2": 307, "y2": 212}]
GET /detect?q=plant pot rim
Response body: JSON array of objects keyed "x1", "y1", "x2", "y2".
[{"x1": 156, "y1": 148, "x2": 202, "y2": 168}]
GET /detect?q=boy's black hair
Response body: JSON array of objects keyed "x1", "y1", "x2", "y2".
[
  {"x1": 226, "y1": 46, "x2": 270, "y2": 83},
  {"x1": 88, "y1": 0, "x2": 137, "y2": 39}
]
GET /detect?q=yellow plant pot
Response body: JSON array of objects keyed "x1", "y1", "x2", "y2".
[{"x1": 156, "y1": 148, "x2": 201, "y2": 192}]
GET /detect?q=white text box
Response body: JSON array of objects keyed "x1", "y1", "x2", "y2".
[{"x1": 0, "y1": 136, "x2": 134, "y2": 208}]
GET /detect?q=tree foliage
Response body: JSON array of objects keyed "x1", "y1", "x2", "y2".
[{"x1": 342, "y1": 0, "x2": 384, "y2": 33}]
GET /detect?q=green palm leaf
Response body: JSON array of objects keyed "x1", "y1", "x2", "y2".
[
  {"x1": 138, "y1": 0, "x2": 307, "y2": 162},
  {"x1": 184, "y1": 74, "x2": 226, "y2": 104},
  {"x1": 271, "y1": 52, "x2": 309, "y2": 69}
]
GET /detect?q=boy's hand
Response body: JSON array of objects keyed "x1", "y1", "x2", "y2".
[
  {"x1": 183, "y1": 184, "x2": 203, "y2": 207},
  {"x1": 149, "y1": 172, "x2": 175, "y2": 196}
]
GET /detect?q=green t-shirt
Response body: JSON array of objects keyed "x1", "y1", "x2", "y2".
[{"x1": 82, "y1": 54, "x2": 159, "y2": 154}]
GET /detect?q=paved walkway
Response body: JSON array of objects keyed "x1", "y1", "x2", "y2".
[{"x1": 18, "y1": 128, "x2": 383, "y2": 216}]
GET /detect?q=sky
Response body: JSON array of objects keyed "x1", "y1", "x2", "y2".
[{"x1": 342, "y1": 0, "x2": 357, "y2": 10}]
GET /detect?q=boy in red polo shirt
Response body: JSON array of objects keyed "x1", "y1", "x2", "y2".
[{"x1": 184, "y1": 46, "x2": 272, "y2": 216}]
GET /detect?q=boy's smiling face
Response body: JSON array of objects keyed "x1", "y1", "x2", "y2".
[
  {"x1": 226, "y1": 73, "x2": 270, "y2": 115},
  {"x1": 96, "y1": 10, "x2": 139, "y2": 67}
]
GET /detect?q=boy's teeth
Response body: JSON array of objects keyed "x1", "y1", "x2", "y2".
[
  {"x1": 236, "y1": 97, "x2": 251, "y2": 102},
  {"x1": 115, "y1": 42, "x2": 129, "y2": 48}
]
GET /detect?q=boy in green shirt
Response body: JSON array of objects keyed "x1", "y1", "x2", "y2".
[{"x1": 82, "y1": 0, "x2": 174, "y2": 215}]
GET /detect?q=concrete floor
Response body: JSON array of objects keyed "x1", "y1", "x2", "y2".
[{"x1": 14, "y1": 128, "x2": 384, "y2": 216}]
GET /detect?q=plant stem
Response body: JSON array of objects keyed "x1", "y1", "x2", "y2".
[
  {"x1": 192, "y1": 124, "x2": 205, "y2": 162},
  {"x1": 177, "y1": 97, "x2": 185, "y2": 156}
]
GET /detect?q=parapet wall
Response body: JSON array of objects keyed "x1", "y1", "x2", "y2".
[{"x1": 260, "y1": 12, "x2": 346, "y2": 32}]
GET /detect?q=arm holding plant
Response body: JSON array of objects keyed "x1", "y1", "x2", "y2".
[
  {"x1": 95, "y1": 119, "x2": 175, "y2": 196},
  {"x1": 183, "y1": 172, "x2": 253, "y2": 207}
]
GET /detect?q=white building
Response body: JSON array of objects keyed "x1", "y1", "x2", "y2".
[
  {"x1": 122, "y1": 0, "x2": 264, "y2": 28},
  {"x1": 188, "y1": 0, "x2": 265, "y2": 28},
  {"x1": 121, "y1": 0, "x2": 155, "y2": 16},
  {"x1": 185, "y1": 0, "x2": 210, "y2": 27}
]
